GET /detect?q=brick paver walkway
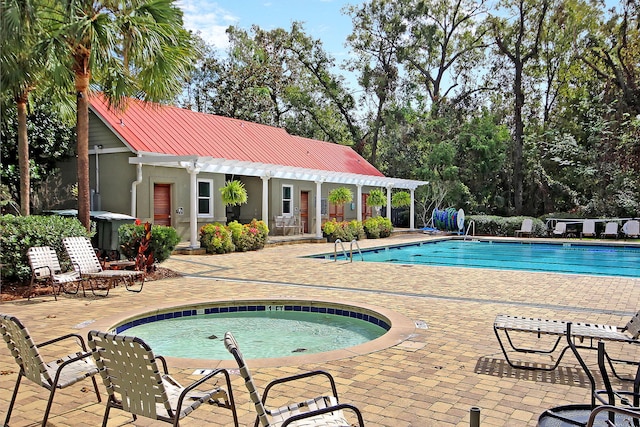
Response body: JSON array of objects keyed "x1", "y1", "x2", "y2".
[{"x1": 1, "y1": 233, "x2": 638, "y2": 426}]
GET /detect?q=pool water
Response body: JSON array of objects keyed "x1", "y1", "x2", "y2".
[
  {"x1": 124, "y1": 310, "x2": 386, "y2": 359},
  {"x1": 326, "y1": 240, "x2": 640, "y2": 278}
]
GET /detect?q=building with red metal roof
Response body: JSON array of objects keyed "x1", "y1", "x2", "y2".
[{"x1": 76, "y1": 95, "x2": 427, "y2": 246}]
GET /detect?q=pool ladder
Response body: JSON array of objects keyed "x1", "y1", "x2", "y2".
[
  {"x1": 333, "y1": 239, "x2": 363, "y2": 262},
  {"x1": 463, "y1": 220, "x2": 476, "y2": 241}
]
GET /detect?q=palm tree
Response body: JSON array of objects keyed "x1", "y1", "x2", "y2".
[
  {"x1": 45, "y1": 0, "x2": 198, "y2": 230},
  {"x1": 1, "y1": 0, "x2": 43, "y2": 215}
]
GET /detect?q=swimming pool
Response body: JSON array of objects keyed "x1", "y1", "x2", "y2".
[{"x1": 319, "y1": 239, "x2": 640, "y2": 278}]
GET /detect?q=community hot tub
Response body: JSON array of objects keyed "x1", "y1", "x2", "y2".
[{"x1": 98, "y1": 299, "x2": 416, "y2": 368}]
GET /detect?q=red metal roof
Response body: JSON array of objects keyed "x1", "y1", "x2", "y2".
[{"x1": 90, "y1": 95, "x2": 384, "y2": 177}]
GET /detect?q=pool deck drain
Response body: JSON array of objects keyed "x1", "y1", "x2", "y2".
[{"x1": 1, "y1": 233, "x2": 639, "y2": 427}]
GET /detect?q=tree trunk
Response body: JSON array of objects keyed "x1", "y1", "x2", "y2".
[
  {"x1": 513, "y1": 66, "x2": 525, "y2": 215},
  {"x1": 75, "y1": 72, "x2": 91, "y2": 230},
  {"x1": 17, "y1": 93, "x2": 30, "y2": 216}
]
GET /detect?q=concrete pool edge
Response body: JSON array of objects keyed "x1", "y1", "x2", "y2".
[{"x1": 81, "y1": 297, "x2": 417, "y2": 369}]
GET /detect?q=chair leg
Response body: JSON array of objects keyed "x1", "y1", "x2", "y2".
[
  {"x1": 101, "y1": 402, "x2": 112, "y2": 427},
  {"x1": 40, "y1": 386, "x2": 58, "y2": 427},
  {"x1": 91, "y1": 376, "x2": 102, "y2": 403},
  {"x1": 4, "y1": 371, "x2": 23, "y2": 426}
]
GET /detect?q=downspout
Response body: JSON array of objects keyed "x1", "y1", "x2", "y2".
[
  {"x1": 130, "y1": 155, "x2": 143, "y2": 218},
  {"x1": 93, "y1": 145, "x2": 102, "y2": 210}
]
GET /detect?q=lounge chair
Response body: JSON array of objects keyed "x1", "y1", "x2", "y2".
[
  {"x1": 63, "y1": 236, "x2": 144, "y2": 296},
  {"x1": 223, "y1": 331, "x2": 365, "y2": 427},
  {"x1": 88, "y1": 330, "x2": 238, "y2": 427},
  {"x1": 27, "y1": 246, "x2": 82, "y2": 300},
  {"x1": 495, "y1": 313, "x2": 640, "y2": 409},
  {"x1": 552, "y1": 222, "x2": 567, "y2": 237},
  {"x1": 0, "y1": 313, "x2": 101, "y2": 427},
  {"x1": 538, "y1": 341, "x2": 640, "y2": 426},
  {"x1": 602, "y1": 222, "x2": 619, "y2": 238},
  {"x1": 515, "y1": 218, "x2": 533, "y2": 237},
  {"x1": 580, "y1": 219, "x2": 597, "y2": 238},
  {"x1": 623, "y1": 220, "x2": 640, "y2": 238},
  {"x1": 494, "y1": 311, "x2": 640, "y2": 372}
]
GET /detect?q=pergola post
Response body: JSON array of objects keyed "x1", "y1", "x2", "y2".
[
  {"x1": 186, "y1": 162, "x2": 201, "y2": 248},
  {"x1": 315, "y1": 179, "x2": 324, "y2": 238},
  {"x1": 356, "y1": 183, "x2": 363, "y2": 222},
  {"x1": 261, "y1": 174, "x2": 270, "y2": 225}
]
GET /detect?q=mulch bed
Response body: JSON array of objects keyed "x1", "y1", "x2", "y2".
[{"x1": 0, "y1": 267, "x2": 183, "y2": 301}]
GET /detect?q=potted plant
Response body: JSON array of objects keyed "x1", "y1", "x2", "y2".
[
  {"x1": 367, "y1": 188, "x2": 387, "y2": 215},
  {"x1": 328, "y1": 187, "x2": 353, "y2": 211},
  {"x1": 220, "y1": 180, "x2": 248, "y2": 206},
  {"x1": 392, "y1": 191, "x2": 411, "y2": 208}
]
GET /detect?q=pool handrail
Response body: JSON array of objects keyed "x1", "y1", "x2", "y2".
[
  {"x1": 350, "y1": 239, "x2": 363, "y2": 262},
  {"x1": 464, "y1": 220, "x2": 476, "y2": 241}
]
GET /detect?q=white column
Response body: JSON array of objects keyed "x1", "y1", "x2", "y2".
[
  {"x1": 410, "y1": 188, "x2": 416, "y2": 230},
  {"x1": 356, "y1": 184, "x2": 363, "y2": 222},
  {"x1": 315, "y1": 180, "x2": 323, "y2": 238},
  {"x1": 261, "y1": 175, "x2": 270, "y2": 225},
  {"x1": 186, "y1": 163, "x2": 200, "y2": 248},
  {"x1": 386, "y1": 185, "x2": 393, "y2": 221}
]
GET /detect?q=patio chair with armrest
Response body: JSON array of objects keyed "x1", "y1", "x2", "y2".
[
  {"x1": 537, "y1": 341, "x2": 640, "y2": 427},
  {"x1": 515, "y1": 218, "x2": 533, "y2": 237},
  {"x1": 223, "y1": 331, "x2": 365, "y2": 427},
  {"x1": 88, "y1": 330, "x2": 238, "y2": 427},
  {"x1": 63, "y1": 236, "x2": 144, "y2": 296},
  {"x1": 27, "y1": 246, "x2": 83, "y2": 300},
  {"x1": 0, "y1": 313, "x2": 101, "y2": 427}
]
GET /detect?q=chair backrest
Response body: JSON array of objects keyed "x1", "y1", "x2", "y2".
[
  {"x1": 623, "y1": 220, "x2": 639, "y2": 236},
  {"x1": 28, "y1": 246, "x2": 63, "y2": 280},
  {"x1": 274, "y1": 216, "x2": 285, "y2": 227},
  {"x1": 554, "y1": 222, "x2": 566, "y2": 233},
  {"x1": 0, "y1": 314, "x2": 52, "y2": 386},
  {"x1": 63, "y1": 237, "x2": 103, "y2": 274},
  {"x1": 604, "y1": 222, "x2": 618, "y2": 234},
  {"x1": 624, "y1": 311, "x2": 640, "y2": 339},
  {"x1": 521, "y1": 218, "x2": 533, "y2": 232},
  {"x1": 224, "y1": 332, "x2": 270, "y2": 427},
  {"x1": 582, "y1": 220, "x2": 596, "y2": 234},
  {"x1": 88, "y1": 331, "x2": 173, "y2": 420}
]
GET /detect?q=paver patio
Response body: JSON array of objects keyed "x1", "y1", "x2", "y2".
[{"x1": 1, "y1": 233, "x2": 638, "y2": 426}]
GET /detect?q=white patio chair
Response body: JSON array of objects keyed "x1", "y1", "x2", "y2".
[
  {"x1": 580, "y1": 219, "x2": 596, "y2": 238},
  {"x1": 27, "y1": 246, "x2": 82, "y2": 300},
  {"x1": 224, "y1": 331, "x2": 364, "y2": 427},
  {"x1": 515, "y1": 218, "x2": 533, "y2": 237},
  {"x1": 602, "y1": 222, "x2": 619, "y2": 238},
  {"x1": 0, "y1": 313, "x2": 101, "y2": 427},
  {"x1": 63, "y1": 236, "x2": 144, "y2": 296},
  {"x1": 622, "y1": 220, "x2": 639, "y2": 238},
  {"x1": 88, "y1": 330, "x2": 238, "y2": 427}
]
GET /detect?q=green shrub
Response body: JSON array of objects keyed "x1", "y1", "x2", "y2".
[
  {"x1": 466, "y1": 215, "x2": 546, "y2": 237},
  {"x1": 227, "y1": 221, "x2": 244, "y2": 247},
  {"x1": 199, "y1": 223, "x2": 235, "y2": 254},
  {"x1": 246, "y1": 219, "x2": 269, "y2": 250},
  {"x1": 118, "y1": 222, "x2": 180, "y2": 263},
  {"x1": 224, "y1": 219, "x2": 269, "y2": 252},
  {"x1": 322, "y1": 219, "x2": 365, "y2": 242},
  {"x1": 363, "y1": 216, "x2": 394, "y2": 239},
  {"x1": 0, "y1": 215, "x2": 92, "y2": 281},
  {"x1": 347, "y1": 220, "x2": 365, "y2": 240}
]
